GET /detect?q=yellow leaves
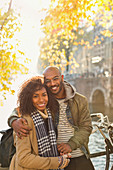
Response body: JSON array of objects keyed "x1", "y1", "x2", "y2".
[
  {"x1": 98, "y1": 41, "x2": 101, "y2": 44},
  {"x1": 93, "y1": 41, "x2": 97, "y2": 46},
  {"x1": 61, "y1": 66, "x2": 65, "y2": 73},
  {"x1": 80, "y1": 39, "x2": 85, "y2": 45},
  {"x1": 0, "y1": 6, "x2": 30, "y2": 101},
  {"x1": 85, "y1": 41, "x2": 90, "y2": 46},
  {"x1": 70, "y1": 70, "x2": 73, "y2": 74},
  {"x1": 73, "y1": 42, "x2": 78, "y2": 45},
  {"x1": 10, "y1": 45, "x2": 13, "y2": 49},
  {"x1": 96, "y1": 0, "x2": 113, "y2": 11},
  {"x1": 63, "y1": 40, "x2": 69, "y2": 48},
  {"x1": 101, "y1": 30, "x2": 112, "y2": 37},
  {"x1": 92, "y1": 21, "x2": 96, "y2": 26},
  {"x1": 0, "y1": 99, "x2": 3, "y2": 106},
  {"x1": 42, "y1": 0, "x2": 90, "y2": 35},
  {"x1": 6, "y1": 51, "x2": 11, "y2": 57},
  {"x1": 79, "y1": 30, "x2": 84, "y2": 35},
  {"x1": 101, "y1": 37, "x2": 104, "y2": 41},
  {"x1": 42, "y1": 0, "x2": 113, "y2": 38},
  {"x1": 39, "y1": 0, "x2": 113, "y2": 75},
  {"x1": 24, "y1": 58, "x2": 31, "y2": 64},
  {"x1": 18, "y1": 50, "x2": 24, "y2": 55},
  {"x1": 11, "y1": 90, "x2": 15, "y2": 95}
]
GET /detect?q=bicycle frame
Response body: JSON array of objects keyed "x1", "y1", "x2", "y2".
[{"x1": 90, "y1": 113, "x2": 113, "y2": 170}]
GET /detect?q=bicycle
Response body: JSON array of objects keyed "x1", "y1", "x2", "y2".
[{"x1": 90, "y1": 113, "x2": 113, "y2": 170}]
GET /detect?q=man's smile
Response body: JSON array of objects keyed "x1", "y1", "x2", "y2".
[{"x1": 50, "y1": 85, "x2": 59, "y2": 91}]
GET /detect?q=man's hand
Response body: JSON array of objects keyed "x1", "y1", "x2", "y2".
[
  {"x1": 57, "y1": 143, "x2": 72, "y2": 155},
  {"x1": 12, "y1": 118, "x2": 32, "y2": 138}
]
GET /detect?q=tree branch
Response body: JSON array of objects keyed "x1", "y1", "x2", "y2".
[{"x1": 0, "y1": 0, "x2": 13, "y2": 30}]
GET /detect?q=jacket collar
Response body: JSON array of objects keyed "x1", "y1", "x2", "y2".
[{"x1": 63, "y1": 81, "x2": 76, "y2": 102}]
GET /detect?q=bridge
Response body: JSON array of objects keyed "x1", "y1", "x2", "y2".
[{"x1": 66, "y1": 76, "x2": 113, "y2": 119}]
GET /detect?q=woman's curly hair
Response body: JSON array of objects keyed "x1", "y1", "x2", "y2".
[{"x1": 17, "y1": 76, "x2": 58, "y2": 118}]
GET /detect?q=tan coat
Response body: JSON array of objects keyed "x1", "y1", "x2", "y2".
[{"x1": 9, "y1": 115, "x2": 59, "y2": 170}]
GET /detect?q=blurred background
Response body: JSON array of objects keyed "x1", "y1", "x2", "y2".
[{"x1": 0, "y1": 0, "x2": 113, "y2": 169}]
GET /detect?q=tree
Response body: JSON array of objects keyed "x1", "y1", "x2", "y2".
[
  {"x1": 38, "y1": 25, "x2": 94, "y2": 73},
  {"x1": 38, "y1": 28, "x2": 87, "y2": 73},
  {"x1": 39, "y1": 0, "x2": 113, "y2": 73},
  {"x1": 0, "y1": 0, "x2": 29, "y2": 103},
  {"x1": 41, "y1": 0, "x2": 113, "y2": 37}
]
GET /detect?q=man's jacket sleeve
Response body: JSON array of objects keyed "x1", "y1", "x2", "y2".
[
  {"x1": 8, "y1": 108, "x2": 19, "y2": 127},
  {"x1": 67, "y1": 95, "x2": 92, "y2": 151}
]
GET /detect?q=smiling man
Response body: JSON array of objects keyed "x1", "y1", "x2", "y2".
[
  {"x1": 44, "y1": 67, "x2": 65, "y2": 98},
  {"x1": 8, "y1": 66, "x2": 95, "y2": 170},
  {"x1": 43, "y1": 66, "x2": 95, "y2": 170}
]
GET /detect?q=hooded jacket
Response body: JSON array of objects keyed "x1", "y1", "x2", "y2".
[{"x1": 61, "y1": 81, "x2": 92, "y2": 157}]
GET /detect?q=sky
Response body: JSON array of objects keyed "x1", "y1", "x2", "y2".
[
  {"x1": 0, "y1": 0, "x2": 50, "y2": 132},
  {"x1": 12, "y1": 0, "x2": 50, "y2": 73}
]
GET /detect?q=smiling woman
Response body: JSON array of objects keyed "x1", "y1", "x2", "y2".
[
  {"x1": 32, "y1": 87, "x2": 48, "y2": 112},
  {"x1": 9, "y1": 76, "x2": 70, "y2": 170}
]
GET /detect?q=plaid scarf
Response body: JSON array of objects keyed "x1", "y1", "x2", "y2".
[{"x1": 31, "y1": 108, "x2": 58, "y2": 157}]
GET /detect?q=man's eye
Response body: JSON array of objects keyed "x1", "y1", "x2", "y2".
[
  {"x1": 45, "y1": 80, "x2": 51, "y2": 83},
  {"x1": 53, "y1": 77, "x2": 59, "y2": 80}
]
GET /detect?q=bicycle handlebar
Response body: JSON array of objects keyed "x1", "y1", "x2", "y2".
[
  {"x1": 91, "y1": 112, "x2": 113, "y2": 145},
  {"x1": 91, "y1": 113, "x2": 111, "y2": 128},
  {"x1": 90, "y1": 113, "x2": 113, "y2": 170}
]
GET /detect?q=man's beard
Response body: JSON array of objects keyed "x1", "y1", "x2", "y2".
[{"x1": 50, "y1": 80, "x2": 64, "y2": 96}]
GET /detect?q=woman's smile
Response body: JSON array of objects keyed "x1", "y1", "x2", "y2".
[{"x1": 32, "y1": 87, "x2": 48, "y2": 112}]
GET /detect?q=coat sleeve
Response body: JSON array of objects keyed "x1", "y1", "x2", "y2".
[
  {"x1": 15, "y1": 117, "x2": 59, "y2": 169},
  {"x1": 68, "y1": 95, "x2": 92, "y2": 151},
  {"x1": 7, "y1": 108, "x2": 19, "y2": 127}
]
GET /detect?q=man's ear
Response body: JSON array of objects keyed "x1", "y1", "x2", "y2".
[{"x1": 61, "y1": 75, "x2": 64, "y2": 81}]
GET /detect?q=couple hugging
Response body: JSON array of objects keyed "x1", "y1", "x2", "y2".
[{"x1": 8, "y1": 66, "x2": 95, "y2": 170}]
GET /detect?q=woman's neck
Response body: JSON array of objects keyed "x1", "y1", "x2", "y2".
[{"x1": 38, "y1": 109, "x2": 48, "y2": 119}]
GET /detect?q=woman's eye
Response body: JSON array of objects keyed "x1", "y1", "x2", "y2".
[
  {"x1": 43, "y1": 93, "x2": 47, "y2": 96},
  {"x1": 33, "y1": 95, "x2": 38, "y2": 98}
]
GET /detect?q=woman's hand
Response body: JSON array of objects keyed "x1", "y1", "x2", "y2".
[{"x1": 58, "y1": 155, "x2": 70, "y2": 169}]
